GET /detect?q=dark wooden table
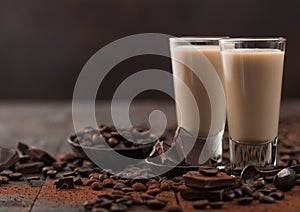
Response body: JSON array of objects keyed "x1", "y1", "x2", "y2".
[{"x1": 0, "y1": 100, "x2": 299, "y2": 211}]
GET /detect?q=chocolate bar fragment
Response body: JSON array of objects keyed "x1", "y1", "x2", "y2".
[
  {"x1": 180, "y1": 185, "x2": 225, "y2": 201},
  {"x1": 55, "y1": 177, "x2": 75, "y2": 189},
  {"x1": 15, "y1": 161, "x2": 44, "y2": 174},
  {"x1": 183, "y1": 171, "x2": 236, "y2": 189}
]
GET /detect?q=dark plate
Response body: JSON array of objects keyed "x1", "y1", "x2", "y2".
[
  {"x1": 68, "y1": 135, "x2": 156, "y2": 161},
  {"x1": 145, "y1": 158, "x2": 199, "y2": 177}
]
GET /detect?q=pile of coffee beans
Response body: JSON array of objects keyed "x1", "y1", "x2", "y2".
[{"x1": 70, "y1": 125, "x2": 157, "y2": 149}]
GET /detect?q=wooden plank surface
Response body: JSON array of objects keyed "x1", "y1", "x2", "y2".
[{"x1": 0, "y1": 100, "x2": 299, "y2": 211}]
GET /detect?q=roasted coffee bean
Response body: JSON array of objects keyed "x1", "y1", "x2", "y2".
[
  {"x1": 160, "y1": 182, "x2": 172, "y2": 191},
  {"x1": 116, "y1": 197, "x2": 133, "y2": 207},
  {"x1": 99, "y1": 174, "x2": 109, "y2": 181},
  {"x1": 8, "y1": 172, "x2": 22, "y2": 181},
  {"x1": 259, "y1": 195, "x2": 275, "y2": 203},
  {"x1": 0, "y1": 176, "x2": 9, "y2": 184},
  {"x1": 42, "y1": 166, "x2": 54, "y2": 177},
  {"x1": 47, "y1": 170, "x2": 58, "y2": 178},
  {"x1": 193, "y1": 199, "x2": 209, "y2": 209},
  {"x1": 83, "y1": 200, "x2": 97, "y2": 210},
  {"x1": 237, "y1": 197, "x2": 253, "y2": 205},
  {"x1": 147, "y1": 188, "x2": 161, "y2": 196},
  {"x1": 199, "y1": 168, "x2": 218, "y2": 176},
  {"x1": 97, "y1": 194, "x2": 114, "y2": 200},
  {"x1": 241, "y1": 184, "x2": 253, "y2": 196},
  {"x1": 269, "y1": 192, "x2": 285, "y2": 200},
  {"x1": 0, "y1": 169, "x2": 13, "y2": 177},
  {"x1": 113, "y1": 182, "x2": 126, "y2": 190},
  {"x1": 52, "y1": 161, "x2": 67, "y2": 171},
  {"x1": 96, "y1": 198, "x2": 113, "y2": 208},
  {"x1": 252, "y1": 180, "x2": 265, "y2": 190},
  {"x1": 132, "y1": 198, "x2": 144, "y2": 205},
  {"x1": 259, "y1": 188, "x2": 276, "y2": 195},
  {"x1": 91, "y1": 182, "x2": 103, "y2": 190},
  {"x1": 26, "y1": 176, "x2": 40, "y2": 182},
  {"x1": 74, "y1": 178, "x2": 83, "y2": 185},
  {"x1": 274, "y1": 168, "x2": 297, "y2": 191},
  {"x1": 146, "y1": 199, "x2": 166, "y2": 210},
  {"x1": 122, "y1": 187, "x2": 134, "y2": 193},
  {"x1": 252, "y1": 191, "x2": 264, "y2": 200},
  {"x1": 110, "y1": 205, "x2": 127, "y2": 212},
  {"x1": 209, "y1": 201, "x2": 224, "y2": 209},
  {"x1": 132, "y1": 182, "x2": 146, "y2": 191},
  {"x1": 86, "y1": 179, "x2": 98, "y2": 186},
  {"x1": 166, "y1": 206, "x2": 183, "y2": 212},
  {"x1": 103, "y1": 178, "x2": 114, "y2": 188},
  {"x1": 63, "y1": 171, "x2": 77, "y2": 177},
  {"x1": 234, "y1": 188, "x2": 244, "y2": 197},
  {"x1": 107, "y1": 137, "x2": 119, "y2": 147},
  {"x1": 76, "y1": 168, "x2": 91, "y2": 177},
  {"x1": 224, "y1": 191, "x2": 235, "y2": 201},
  {"x1": 55, "y1": 177, "x2": 74, "y2": 189}
]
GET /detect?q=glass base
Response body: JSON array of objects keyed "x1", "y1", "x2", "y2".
[{"x1": 229, "y1": 137, "x2": 277, "y2": 169}]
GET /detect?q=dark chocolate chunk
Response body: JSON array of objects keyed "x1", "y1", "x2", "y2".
[
  {"x1": 180, "y1": 185, "x2": 225, "y2": 201},
  {"x1": 55, "y1": 177, "x2": 74, "y2": 189},
  {"x1": 199, "y1": 168, "x2": 219, "y2": 176},
  {"x1": 192, "y1": 199, "x2": 209, "y2": 209},
  {"x1": 237, "y1": 197, "x2": 253, "y2": 205},
  {"x1": 259, "y1": 195, "x2": 275, "y2": 203},
  {"x1": 15, "y1": 162, "x2": 44, "y2": 174},
  {"x1": 146, "y1": 199, "x2": 166, "y2": 210},
  {"x1": 17, "y1": 142, "x2": 55, "y2": 165},
  {"x1": 183, "y1": 171, "x2": 236, "y2": 189},
  {"x1": 74, "y1": 178, "x2": 83, "y2": 185},
  {"x1": 273, "y1": 168, "x2": 297, "y2": 191}
]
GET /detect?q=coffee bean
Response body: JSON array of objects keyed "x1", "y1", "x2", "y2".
[
  {"x1": 83, "y1": 200, "x2": 97, "y2": 210},
  {"x1": 113, "y1": 182, "x2": 126, "y2": 190},
  {"x1": 76, "y1": 168, "x2": 91, "y2": 177},
  {"x1": 209, "y1": 201, "x2": 224, "y2": 209},
  {"x1": 147, "y1": 188, "x2": 161, "y2": 196},
  {"x1": 97, "y1": 194, "x2": 114, "y2": 200},
  {"x1": 252, "y1": 180, "x2": 265, "y2": 190},
  {"x1": 224, "y1": 191, "x2": 235, "y2": 201},
  {"x1": 116, "y1": 197, "x2": 133, "y2": 207},
  {"x1": 0, "y1": 169, "x2": 13, "y2": 177},
  {"x1": 199, "y1": 168, "x2": 218, "y2": 176},
  {"x1": 122, "y1": 187, "x2": 134, "y2": 193},
  {"x1": 269, "y1": 192, "x2": 285, "y2": 200},
  {"x1": 63, "y1": 171, "x2": 77, "y2": 177},
  {"x1": 91, "y1": 182, "x2": 103, "y2": 190},
  {"x1": 160, "y1": 182, "x2": 172, "y2": 191},
  {"x1": 252, "y1": 191, "x2": 264, "y2": 200},
  {"x1": 237, "y1": 197, "x2": 253, "y2": 205},
  {"x1": 166, "y1": 206, "x2": 183, "y2": 212},
  {"x1": 42, "y1": 166, "x2": 54, "y2": 177},
  {"x1": 47, "y1": 170, "x2": 58, "y2": 178},
  {"x1": 74, "y1": 178, "x2": 83, "y2": 185},
  {"x1": 193, "y1": 199, "x2": 209, "y2": 209},
  {"x1": 0, "y1": 176, "x2": 9, "y2": 184},
  {"x1": 86, "y1": 179, "x2": 98, "y2": 186},
  {"x1": 259, "y1": 188, "x2": 276, "y2": 195},
  {"x1": 259, "y1": 195, "x2": 275, "y2": 203},
  {"x1": 96, "y1": 198, "x2": 112, "y2": 208},
  {"x1": 241, "y1": 184, "x2": 253, "y2": 196},
  {"x1": 8, "y1": 172, "x2": 22, "y2": 181},
  {"x1": 103, "y1": 178, "x2": 114, "y2": 188},
  {"x1": 110, "y1": 205, "x2": 127, "y2": 212},
  {"x1": 132, "y1": 182, "x2": 146, "y2": 191},
  {"x1": 146, "y1": 199, "x2": 166, "y2": 210},
  {"x1": 234, "y1": 188, "x2": 244, "y2": 197},
  {"x1": 132, "y1": 197, "x2": 144, "y2": 205},
  {"x1": 26, "y1": 176, "x2": 40, "y2": 182},
  {"x1": 107, "y1": 137, "x2": 119, "y2": 147},
  {"x1": 273, "y1": 168, "x2": 297, "y2": 191},
  {"x1": 52, "y1": 161, "x2": 67, "y2": 171}
]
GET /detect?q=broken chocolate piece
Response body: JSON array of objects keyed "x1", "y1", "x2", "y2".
[
  {"x1": 17, "y1": 142, "x2": 55, "y2": 165},
  {"x1": 55, "y1": 177, "x2": 75, "y2": 189},
  {"x1": 179, "y1": 185, "x2": 225, "y2": 201},
  {"x1": 15, "y1": 162, "x2": 44, "y2": 174},
  {"x1": 183, "y1": 171, "x2": 236, "y2": 189}
]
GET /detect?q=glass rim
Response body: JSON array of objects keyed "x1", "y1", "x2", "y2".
[
  {"x1": 219, "y1": 37, "x2": 286, "y2": 44},
  {"x1": 169, "y1": 36, "x2": 229, "y2": 44}
]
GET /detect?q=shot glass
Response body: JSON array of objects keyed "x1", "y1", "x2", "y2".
[
  {"x1": 219, "y1": 38, "x2": 286, "y2": 168},
  {"x1": 169, "y1": 37, "x2": 227, "y2": 165}
]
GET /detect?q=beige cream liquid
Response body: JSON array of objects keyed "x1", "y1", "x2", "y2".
[
  {"x1": 171, "y1": 45, "x2": 225, "y2": 137},
  {"x1": 222, "y1": 49, "x2": 285, "y2": 143}
]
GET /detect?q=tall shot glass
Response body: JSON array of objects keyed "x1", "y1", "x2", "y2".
[
  {"x1": 220, "y1": 38, "x2": 286, "y2": 168},
  {"x1": 170, "y1": 37, "x2": 227, "y2": 165}
]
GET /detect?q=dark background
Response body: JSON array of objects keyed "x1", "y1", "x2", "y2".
[{"x1": 0, "y1": 0, "x2": 299, "y2": 100}]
